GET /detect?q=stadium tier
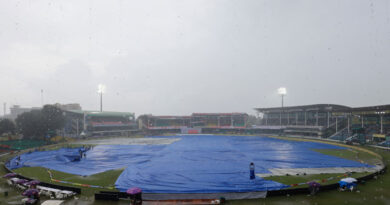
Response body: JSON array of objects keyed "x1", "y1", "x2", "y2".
[
  {"x1": 255, "y1": 104, "x2": 349, "y2": 127},
  {"x1": 138, "y1": 115, "x2": 192, "y2": 130},
  {"x1": 191, "y1": 113, "x2": 248, "y2": 128},
  {"x1": 255, "y1": 104, "x2": 390, "y2": 140},
  {"x1": 63, "y1": 110, "x2": 137, "y2": 137},
  {"x1": 138, "y1": 113, "x2": 249, "y2": 133}
]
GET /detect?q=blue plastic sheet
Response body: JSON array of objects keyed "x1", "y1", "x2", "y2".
[
  {"x1": 339, "y1": 181, "x2": 357, "y2": 189},
  {"x1": 7, "y1": 135, "x2": 372, "y2": 193}
]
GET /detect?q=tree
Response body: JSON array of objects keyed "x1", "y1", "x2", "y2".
[
  {"x1": 41, "y1": 104, "x2": 65, "y2": 134},
  {"x1": 247, "y1": 115, "x2": 260, "y2": 126},
  {"x1": 15, "y1": 105, "x2": 65, "y2": 139},
  {"x1": 16, "y1": 110, "x2": 46, "y2": 139},
  {"x1": 0, "y1": 118, "x2": 16, "y2": 135}
]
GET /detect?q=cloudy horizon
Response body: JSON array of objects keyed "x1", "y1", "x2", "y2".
[{"x1": 1, "y1": 0, "x2": 389, "y2": 116}]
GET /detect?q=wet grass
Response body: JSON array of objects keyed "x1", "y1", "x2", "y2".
[
  {"x1": 262, "y1": 143, "x2": 380, "y2": 189},
  {"x1": 229, "y1": 147, "x2": 390, "y2": 205},
  {"x1": 313, "y1": 148, "x2": 382, "y2": 166},
  {"x1": 12, "y1": 167, "x2": 124, "y2": 196},
  {"x1": 264, "y1": 172, "x2": 370, "y2": 189},
  {"x1": 0, "y1": 162, "x2": 25, "y2": 204}
]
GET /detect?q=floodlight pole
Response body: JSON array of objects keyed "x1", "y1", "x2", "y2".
[
  {"x1": 380, "y1": 114, "x2": 383, "y2": 134},
  {"x1": 83, "y1": 112, "x2": 87, "y2": 131},
  {"x1": 98, "y1": 84, "x2": 106, "y2": 112},
  {"x1": 347, "y1": 114, "x2": 350, "y2": 134},
  {"x1": 76, "y1": 119, "x2": 79, "y2": 136},
  {"x1": 280, "y1": 94, "x2": 284, "y2": 126},
  {"x1": 277, "y1": 87, "x2": 286, "y2": 126},
  {"x1": 100, "y1": 92, "x2": 103, "y2": 112}
]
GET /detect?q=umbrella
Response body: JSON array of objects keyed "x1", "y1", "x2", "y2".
[
  {"x1": 126, "y1": 187, "x2": 142, "y2": 195},
  {"x1": 25, "y1": 180, "x2": 40, "y2": 186},
  {"x1": 22, "y1": 189, "x2": 39, "y2": 197},
  {"x1": 3, "y1": 173, "x2": 17, "y2": 178},
  {"x1": 15, "y1": 179, "x2": 28, "y2": 184},
  {"x1": 307, "y1": 181, "x2": 321, "y2": 187},
  {"x1": 340, "y1": 177, "x2": 357, "y2": 183}
]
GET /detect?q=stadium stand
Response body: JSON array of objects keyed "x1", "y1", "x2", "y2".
[
  {"x1": 255, "y1": 104, "x2": 390, "y2": 142},
  {"x1": 63, "y1": 110, "x2": 137, "y2": 137},
  {"x1": 138, "y1": 113, "x2": 248, "y2": 134}
]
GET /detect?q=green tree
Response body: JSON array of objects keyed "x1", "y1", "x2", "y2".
[
  {"x1": 0, "y1": 118, "x2": 16, "y2": 135},
  {"x1": 16, "y1": 110, "x2": 46, "y2": 139},
  {"x1": 15, "y1": 105, "x2": 65, "y2": 139},
  {"x1": 247, "y1": 114, "x2": 260, "y2": 126},
  {"x1": 41, "y1": 105, "x2": 65, "y2": 135}
]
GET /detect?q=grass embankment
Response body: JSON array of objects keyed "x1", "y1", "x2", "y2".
[
  {"x1": 314, "y1": 148, "x2": 382, "y2": 166},
  {"x1": 12, "y1": 167, "x2": 124, "y2": 196},
  {"x1": 0, "y1": 140, "x2": 127, "y2": 203},
  {"x1": 262, "y1": 143, "x2": 382, "y2": 189},
  {"x1": 230, "y1": 147, "x2": 390, "y2": 205},
  {"x1": 265, "y1": 172, "x2": 369, "y2": 190}
]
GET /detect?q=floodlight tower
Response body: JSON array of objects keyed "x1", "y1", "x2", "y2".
[
  {"x1": 278, "y1": 87, "x2": 287, "y2": 126},
  {"x1": 98, "y1": 84, "x2": 106, "y2": 112}
]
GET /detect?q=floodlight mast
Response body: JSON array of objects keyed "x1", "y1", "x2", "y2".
[
  {"x1": 98, "y1": 84, "x2": 106, "y2": 112},
  {"x1": 278, "y1": 87, "x2": 287, "y2": 126},
  {"x1": 100, "y1": 92, "x2": 102, "y2": 112}
]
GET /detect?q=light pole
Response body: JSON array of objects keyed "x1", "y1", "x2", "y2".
[
  {"x1": 278, "y1": 87, "x2": 287, "y2": 126},
  {"x1": 98, "y1": 84, "x2": 106, "y2": 112},
  {"x1": 376, "y1": 111, "x2": 385, "y2": 134}
]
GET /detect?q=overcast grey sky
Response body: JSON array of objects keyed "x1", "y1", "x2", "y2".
[{"x1": 0, "y1": 0, "x2": 389, "y2": 115}]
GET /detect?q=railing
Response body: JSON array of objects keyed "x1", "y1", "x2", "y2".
[{"x1": 328, "y1": 127, "x2": 348, "y2": 140}]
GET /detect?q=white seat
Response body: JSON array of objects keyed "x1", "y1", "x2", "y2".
[
  {"x1": 16, "y1": 184, "x2": 26, "y2": 190},
  {"x1": 36, "y1": 185, "x2": 76, "y2": 199},
  {"x1": 37, "y1": 186, "x2": 63, "y2": 199},
  {"x1": 9, "y1": 177, "x2": 19, "y2": 184},
  {"x1": 59, "y1": 190, "x2": 75, "y2": 198},
  {"x1": 55, "y1": 192, "x2": 65, "y2": 199}
]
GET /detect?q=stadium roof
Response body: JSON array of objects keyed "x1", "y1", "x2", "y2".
[
  {"x1": 139, "y1": 113, "x2": 248, "y2": 119},
  {"x1": 192, "y1": 113, "x2": 248, "y2": 116},
  {"x1": 255, "y1": 104, "x2": 390, "y2": 115},
  {"x1": 67, "y1": 110, "x2": 135, "y2": 117},
  {"x1": 144, "y1": 115, "x2": 192, "y2": 119},
  {"x1": 342, "y1": 104, "x2": 390, "y2": 115},
  {"x1": 349, "y1": 104, "x2": 390, "y2": 112},
  {"x1": 254, "y1": 104, "x2": 351, "y2": 113}
]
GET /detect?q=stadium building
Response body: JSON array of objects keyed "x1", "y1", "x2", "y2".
[
  {"x1": 255, "y1": 104, "x2": 390, "y2": 141},
  {"x1": 138, "y1": 113, "x2": 248, "y2": 134},
  {"x1": 347, "y1": 105, "x2": 390, "y2": 142},
  {"x1": 63, "y1": 110, "x2": 137, "y2": 137}
]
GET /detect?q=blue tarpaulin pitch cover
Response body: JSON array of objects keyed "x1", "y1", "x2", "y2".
[{"x1": 6, "y1": 135, "x2": 372, "y2": 193}]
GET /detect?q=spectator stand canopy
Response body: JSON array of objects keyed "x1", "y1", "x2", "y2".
[
  {"x1": 254, "y1": 104, "x2": 390, "y2": 139},
  {"x1": 254, "y1": 104, "x2": 350, "y2": 137},
  {"x1": 342, "y1": 105, "x2": 390, "y2": 139},
  {"x1": 255, "y1": 104, "x2": 350, "y2": 127}
]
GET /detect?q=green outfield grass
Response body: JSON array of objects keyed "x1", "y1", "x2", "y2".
[
  {"x1": 13, "y1": 167, "x2": 124, "y2": 196},
  {"x1": 230, "y1": 147, "x2": 390, "y2": 205},
  {"x1": 313, "y1": 148, "x2": 382, "y2": 166},
  {"x1": 264, "y1": 172, "x2": 370, "y2": 189},
  {"x1": 262, "y1": 147, "x2": 379, "y2": 189}
]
